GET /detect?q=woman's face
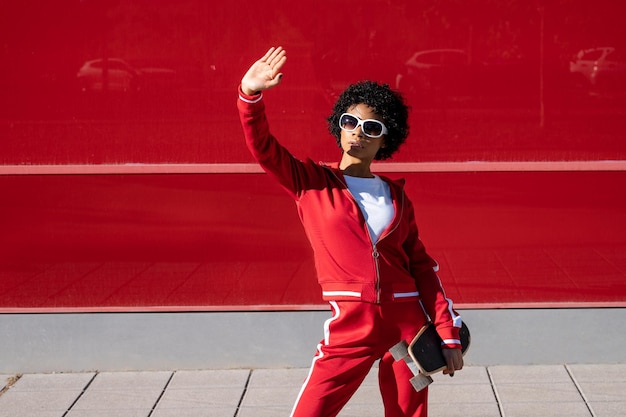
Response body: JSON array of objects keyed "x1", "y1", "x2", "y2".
[{"x1": 339, "y1": 103, "x2": 386, "y2": 162}]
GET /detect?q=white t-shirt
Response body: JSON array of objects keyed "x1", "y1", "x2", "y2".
[{"x1": 344, "y1": 175, "x2": 395, "y2": 243}]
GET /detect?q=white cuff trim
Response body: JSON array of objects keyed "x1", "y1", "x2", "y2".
[{"x1": 238, "y1": 92, "x2": 263, "y2": 103}]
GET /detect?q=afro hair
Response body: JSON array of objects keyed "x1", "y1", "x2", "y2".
[{"x1": 327, "y1": 80, "x2": 410, "y2": 160}]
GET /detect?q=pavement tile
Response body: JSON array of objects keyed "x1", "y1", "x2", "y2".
[
  {"x1": 69, "y1": 389, "x2": 159, "y2": 411},
  {"x1": 241, "y1": 386, "x2": 301, "y2": 407},
  {"x1": 568, "y1": 364, "x2": 626, "y2": 382},
  {"x1": 0, "y1": 411, "x2": 67, "y2": 417},
  {"x1": 10, "y1": 373, "x2": 95, "y2": 391},
  {"x1": 0, "y1": 373, "x2": 93, "y2": 417},
  {"x1": 152, "y1": 407, "x2": 237, "y2": 417},
  {"x1": 153, "y1": 370, "x2": 245, "y2": 417},
  {"x1": 428, "y1": 401, "x2": 501, "y2": 417},
  {"x1": 0, "y1": 389, "x2": 80, "y2": 413},
  {"x1": 431, "y1": 365, "x2": 491, "y2": 385},
  {"x1": 155, "y1": 387, "x2": 244, "y2": 408},
  {"x1": 495, "y1": 382, "x2": 586, "y2": 403},
  {"x1": 488, "y1": 364, "x2": 573, "y2": 384},
  {"x1": 237, "y1": 405, "x2": 294, "y2": 417},
  {"x1": 575, "y1": 381, "x2": 626, "y2": 402},
  {"x1": 429, "y1": 366, "x2": 497, "y2": 407},
  {"x1": 429, "y1": 382, "x2": 496, "y2": 404},
  {"x1": 247, "y1": 368, "x2": 308, "y2": 388},
  {"x1": 588, "y1": 401, "x2": 626, "y2": 417},
  {"x1": 167, "y1": 369, "x2": 249, "y2": 389},
  {"x1": 86, "y1": 371, "x2": 171, "y2": 391},
  {"x1": 337, "y1": 402, "x2": 385, "y2": 417},
  {"x1": 65, "y1": 410, "x2": 150, "y2": 417},
  {"x1": 500, "y1": 401, "x2": 593, "y2": 417}
]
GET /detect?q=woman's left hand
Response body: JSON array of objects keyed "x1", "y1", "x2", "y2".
[{"x1": 442, "y1": 348, "x2": 464, "y2": 377}]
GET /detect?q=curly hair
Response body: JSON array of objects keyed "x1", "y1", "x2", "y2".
[{"x1": 327, "y1": 80, "x2": 410, "y2": 160}]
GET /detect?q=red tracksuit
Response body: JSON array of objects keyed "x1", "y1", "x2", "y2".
[{"x1": 238, "y1": 88, "x2": 462, "y2": 417}]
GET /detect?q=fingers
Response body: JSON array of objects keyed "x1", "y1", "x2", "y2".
[
  {"x1": 262, "y1": 47, "x2": 286, "y2": 66},
  {"x1": 442, "y1": 349, "x2": 464, "y2": 377},
  {"x1": 266, "y1": 47, "x2": 286, "y2": 78},
  {"x1": 260, "y1": 47, "x2": 276, "y2": 62},
  {"x1": 264, "y1": 46, "x2": 282, "y2": 61}
]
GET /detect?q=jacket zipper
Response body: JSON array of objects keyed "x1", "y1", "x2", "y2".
[{"x1": 372, "y1": 244, "x2": 381, "y2": 303}]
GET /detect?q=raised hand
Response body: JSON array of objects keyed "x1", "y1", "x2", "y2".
[{"x1": 241, "y1": 46, "x2": 287, "y2": 96}]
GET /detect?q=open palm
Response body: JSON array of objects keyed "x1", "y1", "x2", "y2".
[{"x1": 241, "y1": 46, "x2": 287, "y2": 95}]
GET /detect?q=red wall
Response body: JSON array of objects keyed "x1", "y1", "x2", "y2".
[{"x1": 1, "y1": 0, "x2": 625, "y2": 311}]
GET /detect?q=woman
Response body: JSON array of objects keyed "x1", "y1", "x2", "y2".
[{"x1": 237, "y1": 46, "x2": 463, "y2": 417}]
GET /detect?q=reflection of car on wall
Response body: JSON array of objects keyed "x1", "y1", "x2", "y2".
[
  {"x1": 395, "y1": 49, "x2": 473, "y2": 98},
  {"x1": 569, "y1": 47, "x2": 626, "y2": 89},
  {"x1": 77, "y1": 58, "x2": 178, "y2": 93},
  {"x1": 77, "y1": 59, "x2": 140, "y2": 92},
  {"x1": 396, "y1": 49, "x2": 538, "y2": 100}
]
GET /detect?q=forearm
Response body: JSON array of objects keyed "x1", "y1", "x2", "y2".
[
  {"x1": 237, "y1": 87, "x2": 304, "y2": 199},
  {"x1": 416, "y1": 268, "x2": 462, "y2": 348}
]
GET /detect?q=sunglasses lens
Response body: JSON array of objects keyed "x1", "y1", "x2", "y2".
[
  {"x1": 340, "y1": 114, "x2": 358, "y2": 130},
  {"x1": 363, "y1": 121, "x2": 383, "y2": 137}
]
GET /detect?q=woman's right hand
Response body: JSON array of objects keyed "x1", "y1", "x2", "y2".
[{"x1": 241, "y1": 46, "x2": 287, "y2": 96}]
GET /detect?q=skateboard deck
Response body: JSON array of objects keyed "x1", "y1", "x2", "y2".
[{"x1": 389, "y1": 322, "x2": 471, "y2": 392}]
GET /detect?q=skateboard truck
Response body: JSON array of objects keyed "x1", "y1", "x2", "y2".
[
  {"x1": 389, "y1": 321, "x2": 471, "y2": 392},
  {"x1": 389, "y1": 340, "x2": 434, "y2": 391}
]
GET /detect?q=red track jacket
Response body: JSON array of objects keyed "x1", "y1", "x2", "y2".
[{"x1": 238, "y1": 88, "x2": 461, "y2": 347}]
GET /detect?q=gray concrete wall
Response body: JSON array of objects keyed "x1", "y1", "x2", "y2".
[{"x1": 1, "y1": 308, "x2": 624, "y2": 374}]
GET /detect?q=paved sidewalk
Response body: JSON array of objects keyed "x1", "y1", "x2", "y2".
[{"x1": 1, "y1": 364, "x2": 624, "y2": 417}]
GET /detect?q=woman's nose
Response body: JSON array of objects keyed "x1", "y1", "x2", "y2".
[{"x1": 353, "y1": 125, "x2": 365, "y2": 137}]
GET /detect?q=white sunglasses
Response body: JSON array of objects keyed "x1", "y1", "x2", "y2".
[{"x1": 339, "y1": 113, "x2": 388, "y2": 138}]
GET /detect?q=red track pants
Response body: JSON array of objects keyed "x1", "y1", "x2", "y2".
[{"x1": 290, "y1": 300, "x2": 430, "y2": 417}]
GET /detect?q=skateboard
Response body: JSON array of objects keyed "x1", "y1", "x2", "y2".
[{"x1": 389, "y1": 322, "x2": 471, "y2": 392}]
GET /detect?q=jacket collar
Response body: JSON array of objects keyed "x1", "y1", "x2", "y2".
[{"x1": 320, "y1": 161, "x2": 406, "y2": 190}]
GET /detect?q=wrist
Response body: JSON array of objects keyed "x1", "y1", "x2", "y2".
[{"x1": 241, "y1": 84, "x2": 260, "y2": 96}]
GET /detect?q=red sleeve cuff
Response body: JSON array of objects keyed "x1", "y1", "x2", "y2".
[
  {"x1": 437, "y1": 325, "x2": 462, "y2": 349},
  {"x1": 238, "y1": 85, "x2": 263, "y2": 103}
]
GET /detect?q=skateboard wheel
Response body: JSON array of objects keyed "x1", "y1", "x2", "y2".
[
  {"x1": 389, "y1": 341, "x2": 409, "y2": 361},
  {"x1": 409, "y1": 374, "x2": 433, "y2": 392}
]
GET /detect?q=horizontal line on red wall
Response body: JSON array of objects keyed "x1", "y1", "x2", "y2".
[
  {"x1": 1, "y1": 160, "x2": 625, "y2": 175},
  {"x1": 1, "y1": 301, "x2": 625, "y2": 314}
]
